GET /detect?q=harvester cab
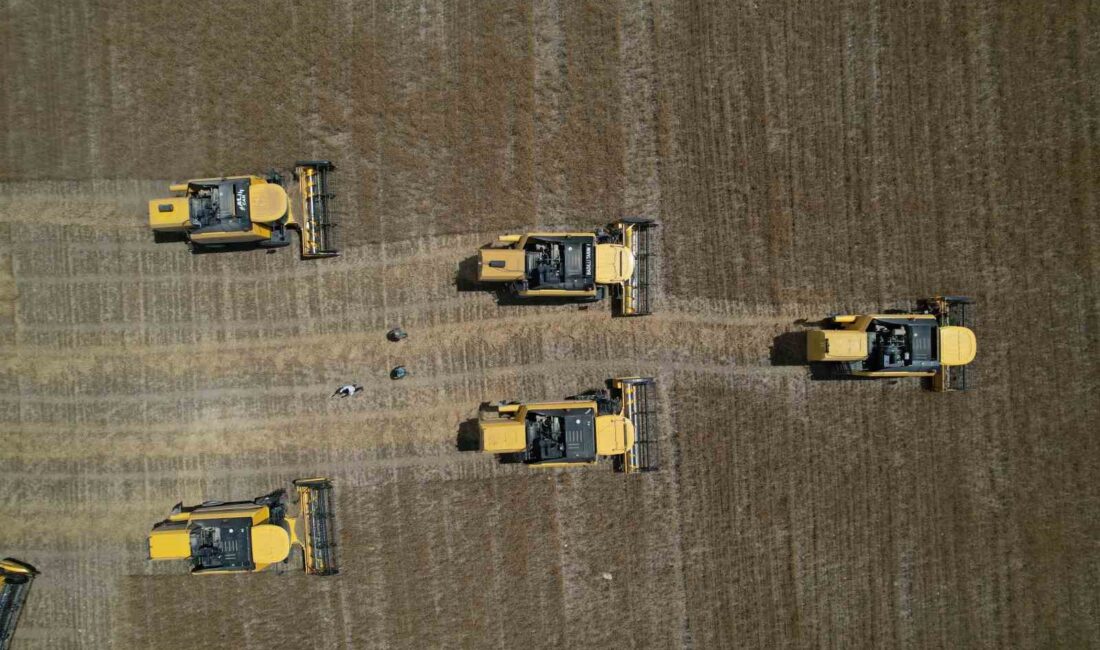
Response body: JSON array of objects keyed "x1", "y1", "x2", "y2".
[
  {"x1": 806, "y1": 296, "x2": 976, "y2": 391},
  {"x1": 148, "y1": 161, "x2": 338, "y2": 258},
  {"x1": 0, "y1": 558, "x2": 38, "y2": 650},
  {"x1": 148, "y1": 478, "x2": 338, "y2": 576},
  {"x1": 477, "y1": 219, "x2": 657, "y2": 315},
  {"x1": 480, "y1": 377, "x2": 659, "y2": 472}
]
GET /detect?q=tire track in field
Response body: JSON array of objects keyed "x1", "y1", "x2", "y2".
[
  {"x1": 1, "y1": 182, "x2": 801, "y2": 650},
  {"x1": 0, "y1": 302, "x2": 804, "y2": 442},
  {"x1": 2, "y1": 190, "x2": 800, "y2": 646},
  {"x1": 10, "y1": 232, "x2": 485, "y2": 286},
  {"x1": 0, "y1": 453, "x2": 514, "y2": 548},
  {"x1": 0, "y1": 225, "x2": 15, "y2": 346},
  {"x1": 0, "y1": 179, "x2": 167, "y2": 226},
  {"x1": 1, "y1": 311, "x2": 798, "y2": 399},
  {"x1": 0, "y1": 340, "x2": 800, "y2": 468},
  {"x1": 0, "y1": 360, "x2": 804, "y2": 459},
  {"x1": 4, "y1": 1, "x2": 1098, "y2": 648},
  {"x1": 0, "y1": 4, "x2": 690, "y2": 649}
]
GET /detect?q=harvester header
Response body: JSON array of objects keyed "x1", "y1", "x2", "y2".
[
  {"x1": 293, "y1": 478, "x2": 338, "y2": 576},
  {"x1": 613, "y1": 219, "x2": 656, "y2": 316},
  {"x1": 0, "y1": 558, "x2": 38, "y2": 650},
  {"x1": 293, "y1": 161, "x2": 339, "y2": 258}
]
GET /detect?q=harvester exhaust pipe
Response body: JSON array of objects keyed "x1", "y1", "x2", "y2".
[
  {"x1": 293, "y1": 478, "x2": 339, "y2": 576},
  {"x1": 0, "y1": 558, "x2": 39, "y2": 650}
]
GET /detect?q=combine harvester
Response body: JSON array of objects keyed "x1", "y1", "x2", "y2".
[
  {"x1": 806, "y1": 296, "x2": 977, "y2": 391},
  {"x1": 480, "y1": 377, "x2": 659, "y2": 473},
  {"x1": 148, "y1": 479, "x2": 338, "y2": 576},
  {"x1": 148, "y1": 161, "x2": 338, "y2": 258},
  {"x1": 0, "y1": 558, "x2": 38, "y2": 650},
  {"x1": 477, "y1": 219, "x2": 657, "y2": 315}
]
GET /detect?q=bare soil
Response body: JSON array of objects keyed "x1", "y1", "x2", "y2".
[{"x1": 1, "y1": 1, "x2": 1097, "y2": 648}]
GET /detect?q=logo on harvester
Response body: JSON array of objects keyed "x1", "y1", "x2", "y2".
[
  {"x1": 235, "y1": 186, "x2": 247, "y2": 213},
  {"x1": 584, "y1": 244, "x2": 592, "y2": 277}
]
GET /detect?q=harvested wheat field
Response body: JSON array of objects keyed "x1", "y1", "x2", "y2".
[{"x1": 1, "y1": 1, "x2": 1097, "y2": 648}]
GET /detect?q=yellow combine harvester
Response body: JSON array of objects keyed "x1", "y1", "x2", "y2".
[
  {"x1": 148, "y1": 479, "x2": 338, "y2": 576},
  {"x1": 807, "y1": 296, "x2": 977, "y2": 391},
  {"x1": 0, "y1": 558, "x2": 38, "y2": 650},
  {"x1": 480, "y1": 377, "x2": 659, "y2": 472},
  {"x1": 148, "y1": 161, "x2": 338, "y2": 258},
  {"x1": 477, "y1": 219, "x2": 657, "y2": 315}
]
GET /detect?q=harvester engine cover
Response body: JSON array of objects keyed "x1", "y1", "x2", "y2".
[
  {"x1": 524, "y1": 409, "x2": 597, "y2": 464},
  {"x1": 190, "y1": 520, "x2": 256, "y2": 572},
  {"x1": 187, "y1": 179, "x2": 253, "y2": 233},
  {"x1": 525, "y1": 237, "x2": 595, "y2": 291},
  {"x1": 865, "y1": 318, "x2": 939, "y2": 372}
]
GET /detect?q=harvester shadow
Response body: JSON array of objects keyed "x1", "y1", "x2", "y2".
[
  {"x1": 456, "y1": 418, "x2": 481, "y2": 452},
  {"x1": 151, "y1": 230, "x2": 284, "y2": 256},
  {"x1": 455, "y1": 255, "x2": 485, "y2": 293},
  {"x1": 769, "y1": 331, "x2": 806, "y2": 366},
  {"x1": 493, "y1": 293, "x2": 599, "y2": 308},
  {"x1": 152, "y1": 231, "x2": 188, "y2": 244},
  {"x1": 187, "y1": 243, "x2": 284, "y2": 255},
  {"x1": 808, "y1": 362, "x2": 874, "y2": 381},
  {"x1": 454, "y1": 255, "x2": 524, "y2": 305}
]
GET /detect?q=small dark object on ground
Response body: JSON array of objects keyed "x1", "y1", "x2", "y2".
[
  {"x1": 390, "y1": 366, "x2": 407, "y2": 380},
  {"x1": 387, "y1": 328, "x2": 407, "y2": 342}
]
